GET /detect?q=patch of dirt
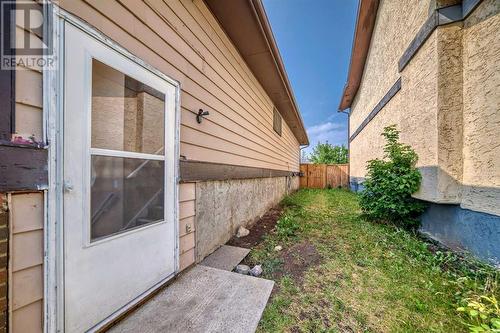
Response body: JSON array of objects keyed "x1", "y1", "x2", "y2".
[
  {"x1": 227, "y1": 206, "x2": 283, "y2": 248},
  {"x1": 337, "y1": 323, "x2": 356, "y2": 333},
  {"x1": 295, "y1": 299, "x2": 332, "y2": 330},
  {"x1": 226, "y1": 205, "x2": 322, "y2": 287},
  {"x1": 273, "y1": 241, "x2": 322, "y2": 284}
]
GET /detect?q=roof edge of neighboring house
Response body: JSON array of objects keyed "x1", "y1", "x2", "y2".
[
  {"x1": 205, "y1": 0, "x2": 309, "y2": 145},
  {"x1": 338, "y1": 0, "x2": 380, "y2": 111}
]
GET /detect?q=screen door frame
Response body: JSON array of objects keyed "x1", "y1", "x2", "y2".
[{"x1": 44, "y1": 7, "x2": 181, "y2": 332}]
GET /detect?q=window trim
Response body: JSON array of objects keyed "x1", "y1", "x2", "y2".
[{"x1": 82, "y1": 49, "x2": 173, "y2": 247}]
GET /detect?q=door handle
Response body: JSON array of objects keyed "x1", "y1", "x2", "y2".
[{"x1": 64, "y1": 181, "x2": 74, "y2": 192}]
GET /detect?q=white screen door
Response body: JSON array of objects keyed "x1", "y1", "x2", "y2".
[{"x1": 63, "y1": 23, "x2": 178, "y2": 332}]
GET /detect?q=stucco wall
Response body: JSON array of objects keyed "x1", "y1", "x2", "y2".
[
  {"x1": 398, "y1": 31, "x2": 441, "y2": 202},
  {"x1": 349, "y1": 0, "x2": 499, "y2": 214},
  {"x1": 350, "y1": 92, "x2": 402, "y2": 179},
  {"x1": 434, "y1": 23, "x2": 464, "y2": 203},
  {"x1": 461, "y1": 0, "x2": 500, "y2": 216},
  {"x1": 350, "y1": 0, "x2": 440, "y2": 198},
  {"x1": 195, "y1": 176, "x2": 299, "y2": 261},
  {"x1": 405, "y1": 23, "x2": 464, "y2": 204},
  {"x1": 350, "y1": 0, "x2": 432, "y2": 132}
]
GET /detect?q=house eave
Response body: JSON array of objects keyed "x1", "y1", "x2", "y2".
[
  {"x1": 338, "y1": 0, "x2": 379, "y2": 111},
  {"x1": 205, "y1": 0, "x2": 309, "y2": 145}
]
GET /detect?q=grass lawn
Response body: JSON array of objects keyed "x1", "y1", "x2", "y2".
[{"x1": 245, "y1": 189, "x2": 498, "y2": 333}]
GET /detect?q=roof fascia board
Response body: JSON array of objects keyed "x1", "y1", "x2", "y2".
[{"x1": 338, "y1": 0, "x2": 379, "y2": 111}]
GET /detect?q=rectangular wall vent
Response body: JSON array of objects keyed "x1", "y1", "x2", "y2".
[{"x1": 273, "y1": 108, "x2": 282, "y2": 136}]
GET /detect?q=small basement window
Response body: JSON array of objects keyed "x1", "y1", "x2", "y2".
[{"x1": 273, "y1": 108, "x2": 282, "y2": 136}]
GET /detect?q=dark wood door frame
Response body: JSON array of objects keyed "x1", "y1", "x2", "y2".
[
  {"x1": 0, "y1": 0, "x2": 48, "y2": 192},
  {"x1": 0, "y1": 0, "x2": 15, "y2": 142}
]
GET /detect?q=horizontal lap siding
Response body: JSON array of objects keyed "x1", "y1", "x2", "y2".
[
  {"x1": 10, "y1": 193, "x2": 44, "y2": 333},
  {"x1": 15, "y1": 19, "x2": 43, "y2": 140},
  {"x1": 15, "y1": 68, "x2": 43, "y2": 142},
  {"x1": 12, "y1": 7, "x2": 45, "y2": 330},
  {"x1": 59, "y1": 0, "x2": 300, "y2": 172},
  {"x1": 10, "y1": 0, "x2": 301, "y2": 329},
  {"x1": 179, "y1": 183, "x2": 195, "y2": 270}
]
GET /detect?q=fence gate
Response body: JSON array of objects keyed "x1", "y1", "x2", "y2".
[{"x1": 300, "y1": 164, "x2": 349, "y2": 189}]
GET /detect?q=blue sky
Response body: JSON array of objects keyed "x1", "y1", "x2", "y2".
[{"x1": 262, "y1": 0, "x2": 358, "y2": 155}]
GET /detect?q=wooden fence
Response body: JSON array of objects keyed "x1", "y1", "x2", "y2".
[{"x1": 299, "y1": 164, "x2": 349, "y2": 189}]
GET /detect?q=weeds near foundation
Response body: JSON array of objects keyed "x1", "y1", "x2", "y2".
[{"x1": 275, "y1": 214, "x2": 300, "y2": 239}]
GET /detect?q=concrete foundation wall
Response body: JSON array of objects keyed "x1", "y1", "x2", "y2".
[
  {"x1": 420, "y1": 204, "x2": 500, "y2": 265},
  {"x1": 195, "y1": 176, "x2": 299, "y2": 261}
]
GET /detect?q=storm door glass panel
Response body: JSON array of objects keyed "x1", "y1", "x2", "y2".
[
  {"x1": 90, "y1": 59, "x2": 166, "y2": 241},
  {"x1": 91, "y1": 59, "x2": 165, "y2": 155}
]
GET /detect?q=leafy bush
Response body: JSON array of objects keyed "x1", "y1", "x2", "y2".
[
  {"x1": 359, "y1": 125, "x2": 426, "y2": 228},
  {"x1": 308, "y1": 142, "x2": 348, "y2": 164}
]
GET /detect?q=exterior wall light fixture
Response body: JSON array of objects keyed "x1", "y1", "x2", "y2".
[{"x1": 196, "y1": 109, "x2": 209, "y2": 124}]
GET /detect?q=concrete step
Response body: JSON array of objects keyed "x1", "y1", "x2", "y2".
[
  {"x1": 200, "y1": 245, "x2": 250, "y2": 271},
  {"x1": 108, "y1": 265, "x2": 274, "y2": 333}
]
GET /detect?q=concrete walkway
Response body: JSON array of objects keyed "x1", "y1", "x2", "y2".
[{"x1": 108, "y1": 265, "x2": 274, "y2": 333}]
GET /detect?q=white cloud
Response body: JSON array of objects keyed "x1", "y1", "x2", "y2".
[
  {"x1": 307, "y1": 122, "x2": 343, "y2": 136},
  {"x1": 304, "y1": 121, "x2": 347, "y2": 155}
]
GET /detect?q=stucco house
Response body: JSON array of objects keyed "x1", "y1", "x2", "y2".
[
  {"x1": 0, "y1": 0, "x2": 308, "y2": 331},
  {"x1": 339, "y1": 0, "x2": 499, "y2": 263}
]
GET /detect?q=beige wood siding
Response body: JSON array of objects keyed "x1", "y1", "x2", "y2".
[
  {"x1": 9, "y1": 193, "x2": 44, "y2": 333},
  {"x1": 15, "y1": 9, "x2": 44, "y2": 141},
  {"x1": 11, "y1": 4, "x2": 46, "y2": 329},
  {"x1": 59, "y1": 0, "x2": 301, "y2": 172},
  {"x1": 10, "y1": 0, "x2": 302, "y2": 330},
  {"x1": 179, "y1": 183, "x2": 196, "y2": 270}
]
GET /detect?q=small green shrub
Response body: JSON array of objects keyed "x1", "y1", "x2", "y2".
[
  {"x1": 359, "y1": 125, "x2": 426, "y2": 228},
  {"x1": 276, "y1": 214, "x2": 299, "y2": 238}
]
